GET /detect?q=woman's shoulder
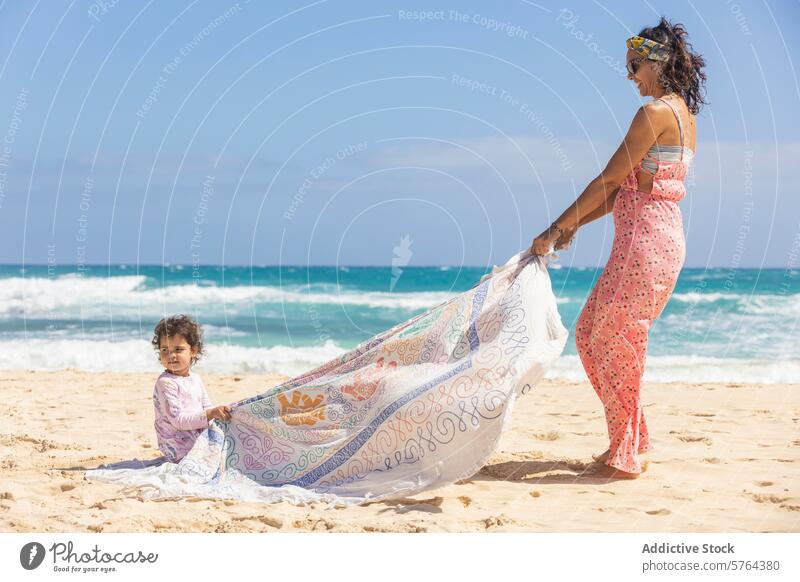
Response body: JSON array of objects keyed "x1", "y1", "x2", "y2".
[
  {"x1": 630, "y1": 101, "x2": 672, "y2": 141},
  {"x1": 649, "y1": 95, "x2": 695, "y2": 121},
  {"x1": 643, "y1": 97, "x2": 695, "y2": 142},
  {"x1": 633, "y1": 98, "x2": 669, "y2": 122},
  {"x1": 641, "y1": 97, "x2": 676, "y2": 119}
]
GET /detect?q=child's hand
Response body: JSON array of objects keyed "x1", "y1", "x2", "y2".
[{"x1": 205, "y1": 405, "x2": 232, "y2": 423}]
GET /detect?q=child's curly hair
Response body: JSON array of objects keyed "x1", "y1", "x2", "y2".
[{"x1": 151, "y1": 314, "x2": 205, "y2": 365}]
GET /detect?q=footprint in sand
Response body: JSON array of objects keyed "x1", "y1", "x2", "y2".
[
  {"x1": 533, "y1": 431, "x2": 560, "y2": 441},
  {"x1": 292, "y1": 518, "x2": 337, "y2": 531},
  {"x1": 395, "y1": 503, "x2": 442, "y2": 514},
  {"x1": 232, "y1": 515, "x2": 283, "y2": 529},
  {"x1": 363, "y1": 524, "x2": 426, "y2": 533},
  {"x1": 529, "y1": 490, "x2": 542, "y2": 498},
  {"x1": 743, "y1": 491, "x2": 788, "y2": 504},
  {"x1": 671, "y1": 432, "x2": 713, "y2": 446},
  {"x1": 484, "y1": 514, "x2": 517, "y2": 529},
  {"x1": 756, "y1": 481, "x2": 774, "y2": 487},
  {"x1": 702, "y1": 458, "x2": 721, "y2": 464},
  {"x1": 375, "y1": 496, "x2": 444, "y2": 514},
  {"x1": 457, "y1": 496, "x2": 472, "y2": 507},
  {"x1": 645, "y1": 509, "x2": 671, "y2": 516}
]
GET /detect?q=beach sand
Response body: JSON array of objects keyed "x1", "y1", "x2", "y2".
[{"x1": 1, "y1": 369, "x2": 798, "y2": 533}]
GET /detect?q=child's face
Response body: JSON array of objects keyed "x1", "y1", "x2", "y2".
[{"x1": 158, "y1": 334, "x2": 198, "y2": 376}]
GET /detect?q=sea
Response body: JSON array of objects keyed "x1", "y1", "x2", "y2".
[{"x1": 1, "y1": 263, "x2": 798, "y2": 384}]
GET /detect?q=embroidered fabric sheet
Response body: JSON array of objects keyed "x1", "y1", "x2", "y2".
[{"x1": 85, "y1": 250, "x2": 568, "y2": 506}]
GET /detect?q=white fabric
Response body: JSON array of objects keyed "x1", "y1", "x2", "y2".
[{"x1": 85, "y1": 249, "x2": 568, "y2": 506}]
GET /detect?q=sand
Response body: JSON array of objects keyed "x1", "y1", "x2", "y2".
[{"x1": 1, "y1": 369, "x2": 798, "y2": 532}]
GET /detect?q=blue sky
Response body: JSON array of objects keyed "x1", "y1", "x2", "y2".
[{"x1": 0, "y1": 0, "x2": 798, "y2": 267}]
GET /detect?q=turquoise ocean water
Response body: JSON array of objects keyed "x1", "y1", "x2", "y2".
[{"x1": 1, "y1": 263, "x2": 797, "y2": 384}]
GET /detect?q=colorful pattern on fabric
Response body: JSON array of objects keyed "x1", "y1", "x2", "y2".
[
  {"x1": 626, "y1": 35, "x2": 670, "y2": 62},
  {"x1": 85, "y1": 251, "x2": 568, "y2": 505},
  {"x1": 575, "y1": 97, "x2": 692, "y2": 474}
]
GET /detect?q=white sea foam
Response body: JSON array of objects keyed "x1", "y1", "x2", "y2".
[
  {"x1": 201, "y1": 324, "x2": 248, "y2": 337},
  {"x1": 669, "y1": 292, "x2": 800, "y2": 317},
  {"x1": 0, "y1": 275, "x2": 459, "y2": 318},
  {"x1": 0, "y1": 339, "x2": 796, "y2": 383},
  {"x1": 670, "y1": 290, "x2": 798, "y2": 303},
  {"x1": 0, "y1": 275, "x2": 149, "y2": 316},
  {"x1": 740, "y1": 294, "x2": 800, "y2": 316},
  {"x1": 546, "y1": 355, "x2": 800, "y2": 385},
  {"x1": 7, "y1": 275, "x2": 795, "y2": 320},
  {"x1": 0, "y1": 339, "x2": 347, "y2": 377},
  {"x1": 670, "y1": 291, "x2": 740, "y2": 303}
]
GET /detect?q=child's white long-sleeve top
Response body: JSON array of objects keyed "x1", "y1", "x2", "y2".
[{"x1": 152, "y1": 370, "x2": 212, "y2": 462}]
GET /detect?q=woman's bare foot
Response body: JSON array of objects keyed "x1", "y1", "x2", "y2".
[
  {"x1": 592, "y1": 463, "x2": 642, "y2": 479},
  {"x1": 591, "y1": 448, "x2": 650, "y2": 464},
  {"x1": 592, "y1": 449, "x2": 611, "y2": 463}
]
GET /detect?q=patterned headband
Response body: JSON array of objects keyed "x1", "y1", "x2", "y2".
[{"x1": 626, "y1": 35, "x2": 670, "y2": 62}]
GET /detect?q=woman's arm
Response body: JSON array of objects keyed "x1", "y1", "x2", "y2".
[
  {"x1": 552, "y1": 104, "x2": 663, "y2": 232},
  {"x1": 577, "y1": 187, "x2": 619, "y2": 228},
  {"x1": 551, "y1": 187, "x2": 618, "y2": 249}
]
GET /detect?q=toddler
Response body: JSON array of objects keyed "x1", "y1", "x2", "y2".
[{"x1": 151, "y1": 314, "x2": 231, "y2": 462}]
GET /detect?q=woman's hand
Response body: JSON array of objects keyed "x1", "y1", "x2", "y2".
[
  {"x1": 554, "y1": 224, "x2": 577, "y2": 250},
  {"x1": 206, "y1": 405, "x2": 232, "y2": 422},
  {"x1": 529, "y1": 224, "x2": 559, "y2": 256},
  {"x1": 529, "y1": 225, "x2": 557, "y2": 256},
  {"x1": 529, "y1": 222, "x2": 578, "y2": 256}
]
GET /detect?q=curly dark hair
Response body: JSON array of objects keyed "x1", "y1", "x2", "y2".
[
  {"x1": 151, "y1": 314, "x2": 205, "y2": 365},
  {"x1": 638, "y1": 16, "x2": 708, "y2": 114}
]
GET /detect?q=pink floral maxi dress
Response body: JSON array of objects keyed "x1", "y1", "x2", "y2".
[{"x1": 575, "y1": 97, "x2": 693, "y2": 473}]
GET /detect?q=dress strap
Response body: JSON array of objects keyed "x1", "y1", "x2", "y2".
[{"x1": 657, "y1": 96, "x2": 685, "y2": 162}]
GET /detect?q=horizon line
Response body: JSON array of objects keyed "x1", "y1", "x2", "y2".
[{"x1": 0, "y1": 263, "x2": 794, "y2": 270}]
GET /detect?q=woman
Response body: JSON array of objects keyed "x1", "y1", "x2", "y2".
[
  {"x1": 86, "y1": 19, "x2": 705, "y2": 507},
  {"x1": 530, "y1": 17, "x2": 707, "y2": 479}
]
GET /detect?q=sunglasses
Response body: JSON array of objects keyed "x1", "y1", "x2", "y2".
[{"x1": 626, "y1": 57, "x2": 646, "y2": 75}]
